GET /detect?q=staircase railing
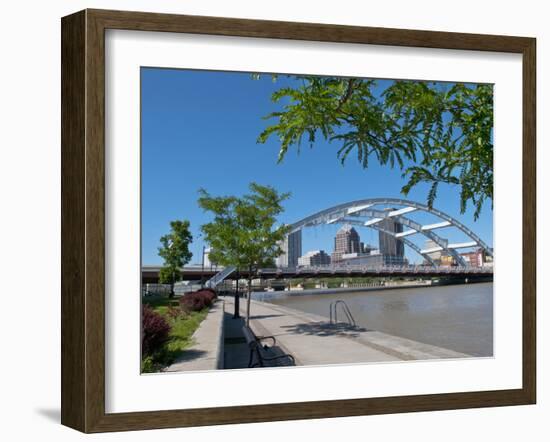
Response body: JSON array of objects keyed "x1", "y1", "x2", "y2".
[{"x1": 204, "y1": 266, "x2": 236, "y2": 289}]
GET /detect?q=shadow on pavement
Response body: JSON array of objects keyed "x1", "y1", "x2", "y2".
[
  {"x1": 280, "y1": 321, "x2": 371, "y2": 338},
  {"x1": 168, "y1": 349, "x2": 208, "y2": 365},
  {"x1": 249, "y1": 314, "x2": 284, "y2": 320}
]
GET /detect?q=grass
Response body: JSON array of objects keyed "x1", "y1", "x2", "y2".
[
  {"x1": 141, "y1": 295, "x2": 210, "y2": 373},
  {"x1": 141, "y1": 294, "x2": 179, "y2": 311}
]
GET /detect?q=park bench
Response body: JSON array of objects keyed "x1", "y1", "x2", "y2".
[{"x1": 242, "y1": 325, "x2": 295, "y2": 368}]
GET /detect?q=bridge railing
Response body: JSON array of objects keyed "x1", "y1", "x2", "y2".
[{"x1": 258, "y1": 264, "x2": 493, "y2": 275}]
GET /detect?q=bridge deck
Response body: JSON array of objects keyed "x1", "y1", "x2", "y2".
[
  {"x1": 225, "y1": 297, "x2": 468, "y2": 366},
  {"x1": 142, "y1": 265, "x2": 493, "y2": 284}
]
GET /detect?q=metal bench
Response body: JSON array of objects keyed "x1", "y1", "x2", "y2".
[{"x1": 241, "y1": 325, "x2": 295, "y2": 368}]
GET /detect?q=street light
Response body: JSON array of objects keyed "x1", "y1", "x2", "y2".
[
  {"x1": 167, "y1": 238, "x2": 175, "y2": 298},
  {"x1": 200, "y1": 244, "x2": 206, "y2": 289}
]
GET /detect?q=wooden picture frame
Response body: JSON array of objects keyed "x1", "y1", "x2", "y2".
[{"x1": 61, "y1": 8, "x2": 536, "y2": 433}]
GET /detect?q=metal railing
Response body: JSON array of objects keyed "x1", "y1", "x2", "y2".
[
  {"x1": 204, "y1": 265, "x2": 237, "y2": 288},
  {"x1": 259, "y1": 264, "x2": 493, "y2": 276},
  {"x1": 329, "y1": 300, "x2": 357, "y2": 328}
]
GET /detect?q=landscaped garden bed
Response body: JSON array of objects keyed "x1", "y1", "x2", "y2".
[{"x1": 141, "y1": 288, "x2": 217, "y2": 373}]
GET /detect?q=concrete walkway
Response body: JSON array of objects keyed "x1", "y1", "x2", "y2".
[
  {"x1": 222, "y1": 309, "x2": 250, "y2": 369},
  {"x1": 163, "y1": 300, "x2": 225, "y2": 372},
  {"x1": 225, "y1": 297, "x2": 468, "y2": 367}
]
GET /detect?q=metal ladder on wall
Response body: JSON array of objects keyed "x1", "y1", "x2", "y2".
[{"x1": 329, "y1": 300, "x2": 357, "y2": 328}]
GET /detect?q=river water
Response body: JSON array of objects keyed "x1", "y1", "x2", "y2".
[{"x1": 259, "y1": 282, "x2": 493, "y2": 357}]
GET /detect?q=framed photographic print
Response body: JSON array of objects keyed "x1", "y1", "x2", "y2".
[{"x1": 61, "y1": 9, "x2": 536, "y2": 433}]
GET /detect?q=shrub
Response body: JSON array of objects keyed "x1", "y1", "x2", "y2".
[
  {"x1": 141, "y1": 355, "x2": 156, "y2": 373},
  {"x1": 142, "y1": 305, "x2": 171, "y2": 356},
  {"x1": 166, "y1": 305, "x2": 184, "y2": 320},
  {"x1": 198, "y1": 288, "x2": 217, "y2": 304},
  {"x1": 179, "y1": 292, "x2": 207, "y2": 312},
  {"x1": 179, "y1": 289, "x2": 217, "y2": 312},
  {"x1": 201, "y1": 287, "x2": 218, "y2": 298}
]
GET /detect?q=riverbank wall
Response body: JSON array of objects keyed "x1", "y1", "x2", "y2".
[{"x1": 252, "y1": 278, "x2": 491, "y2": 298}]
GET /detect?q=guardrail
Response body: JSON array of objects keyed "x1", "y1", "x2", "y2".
[
  {"x1": 205, "y1": 265, "x2": 237, "y2": 288},
  {"x1": 258, "y1": 264, "x2": 493, "y2": 275}
]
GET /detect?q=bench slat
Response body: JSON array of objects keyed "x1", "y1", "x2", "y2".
[{"x1": 241, "y1": 325, "x2": 295, "y2": 368}]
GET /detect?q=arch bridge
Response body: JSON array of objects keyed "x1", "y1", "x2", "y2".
[
  {"x1": 141, "y1": 198, "x2": 493, "y2": 286},
  {"x1": 288, "y1": 198, "x2": 493, "y2": 267}
]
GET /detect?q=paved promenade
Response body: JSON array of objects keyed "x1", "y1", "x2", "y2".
[
  {"x1": 164, "y1": 300, "x2": 225, "y2": 372},
  {"x1": 225, "y1": 297, "x2": 468, "y2": 366}
]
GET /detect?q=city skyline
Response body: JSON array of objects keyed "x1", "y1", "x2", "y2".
[
  {"x1": 296, "y1": 222, "x2": 409, "y2": 268},
  {"x1": 141, "y1": 68, "x2": 494, "y2": 265}
]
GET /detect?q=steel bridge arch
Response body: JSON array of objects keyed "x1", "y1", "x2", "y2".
[
  {"x1": 288, "y1": 198, "x2": 492, "y2": 266},
  {"x1": 343, "y1": 219, "x2": 437, "y2": 266}
]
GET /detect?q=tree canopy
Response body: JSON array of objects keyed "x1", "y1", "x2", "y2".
[
  {"x1": 198, "y1": 183, "x2": 291, "y2": 324},
  {"x1": 158, "y1": 220, "x2": 193, "y2": 295},
  {"x1": 257, "y1": 77, "x2": 493, "y2": 219},
  {"x1": 198, "y1": 183, "x2": 291, "y2": 271}
]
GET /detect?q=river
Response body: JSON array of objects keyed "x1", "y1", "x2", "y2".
[{"x1": 257, "y1": 282, "x2": 493, "y2": 357}]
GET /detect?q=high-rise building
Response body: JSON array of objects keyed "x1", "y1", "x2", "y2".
[
  {"x1": 298, "y1": 250, "x2": 331, "y2": 267},
  {"x1": 337, "y1": 252, "x2": 409, "y2": 267},
  {"x1": 275, "y1": 230, "x2": 302, "y2": 268},
  {"x1": 378, "y1": 214, "x2": 405, "y2": 258},
  {"x1": 460, "y1": 248, "x2": 488, "y2": 267},
  {"x1": 423, "y1": 239, "x2": 442, "y2": 261},
  {"x1": 331, "y1": 224, "x2": 361, "y2": 263},
  {"x1": 360, "y1": 242, "x2": 376, "y2": 254},
  {"x1": 423, "y1": 239, "x2": 455, "y2": 266}
]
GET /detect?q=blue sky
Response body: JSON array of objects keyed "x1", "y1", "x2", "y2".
[{"x1": 141, "y1": 68, "x2": 493, "y2": 265}]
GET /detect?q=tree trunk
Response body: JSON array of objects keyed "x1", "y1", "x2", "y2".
[
  {"x1": 233, "y1": 271, "x2": 240, "y2": 319},
  {"x1": 168, "y1": 271, "x2": 175, "y2": 299},
  {"x1": 246, "y1": 267, "x2": 253, "y2": 326}
]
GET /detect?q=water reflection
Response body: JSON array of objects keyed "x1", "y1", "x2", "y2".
[{"x1": 381, "y1": 299, "x2": 409, "y2": 313}]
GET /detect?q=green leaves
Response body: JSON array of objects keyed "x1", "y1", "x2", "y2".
[
  {"x1": 197, "y1": 183, "x2": 291, "y2": 271},
  {"x1": 258, "y1": 77, "x2": 493, "y2": 219},
  {"x1": 158, "y1": 220, "x2": 193, "y2": 284}
]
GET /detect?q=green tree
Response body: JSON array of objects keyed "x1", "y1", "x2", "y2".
[
  {"x1": 257, "y1": 77, "x2": 493, "y2": 219},
  {"x1": 198, "y1": 183, "x2": 291, "y2": 325},
  {"x1": 158, "y1": 220, "x2": 193, "y2": 298}
]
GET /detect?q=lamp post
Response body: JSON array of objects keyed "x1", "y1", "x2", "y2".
[
  {"x1": 167, "y1": 238, "x2": 175, "y2": 298},
  {"x1": 200, "y1": 245, "x2": 206, "y2": 289}
]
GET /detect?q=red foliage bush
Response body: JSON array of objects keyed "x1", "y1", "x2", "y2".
[
  {"x1": 201, "y1": 287, "x2": 218, "y2": 299},
  {"x1": 199, "y1": 288, "x2": 217, "y2": 304},
  {"x1": 142, "y1": 305, "x2": 171, "y2": 356},
  {"x1": 179, "y1": 289, "x2": 217, "y2": 312}
]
